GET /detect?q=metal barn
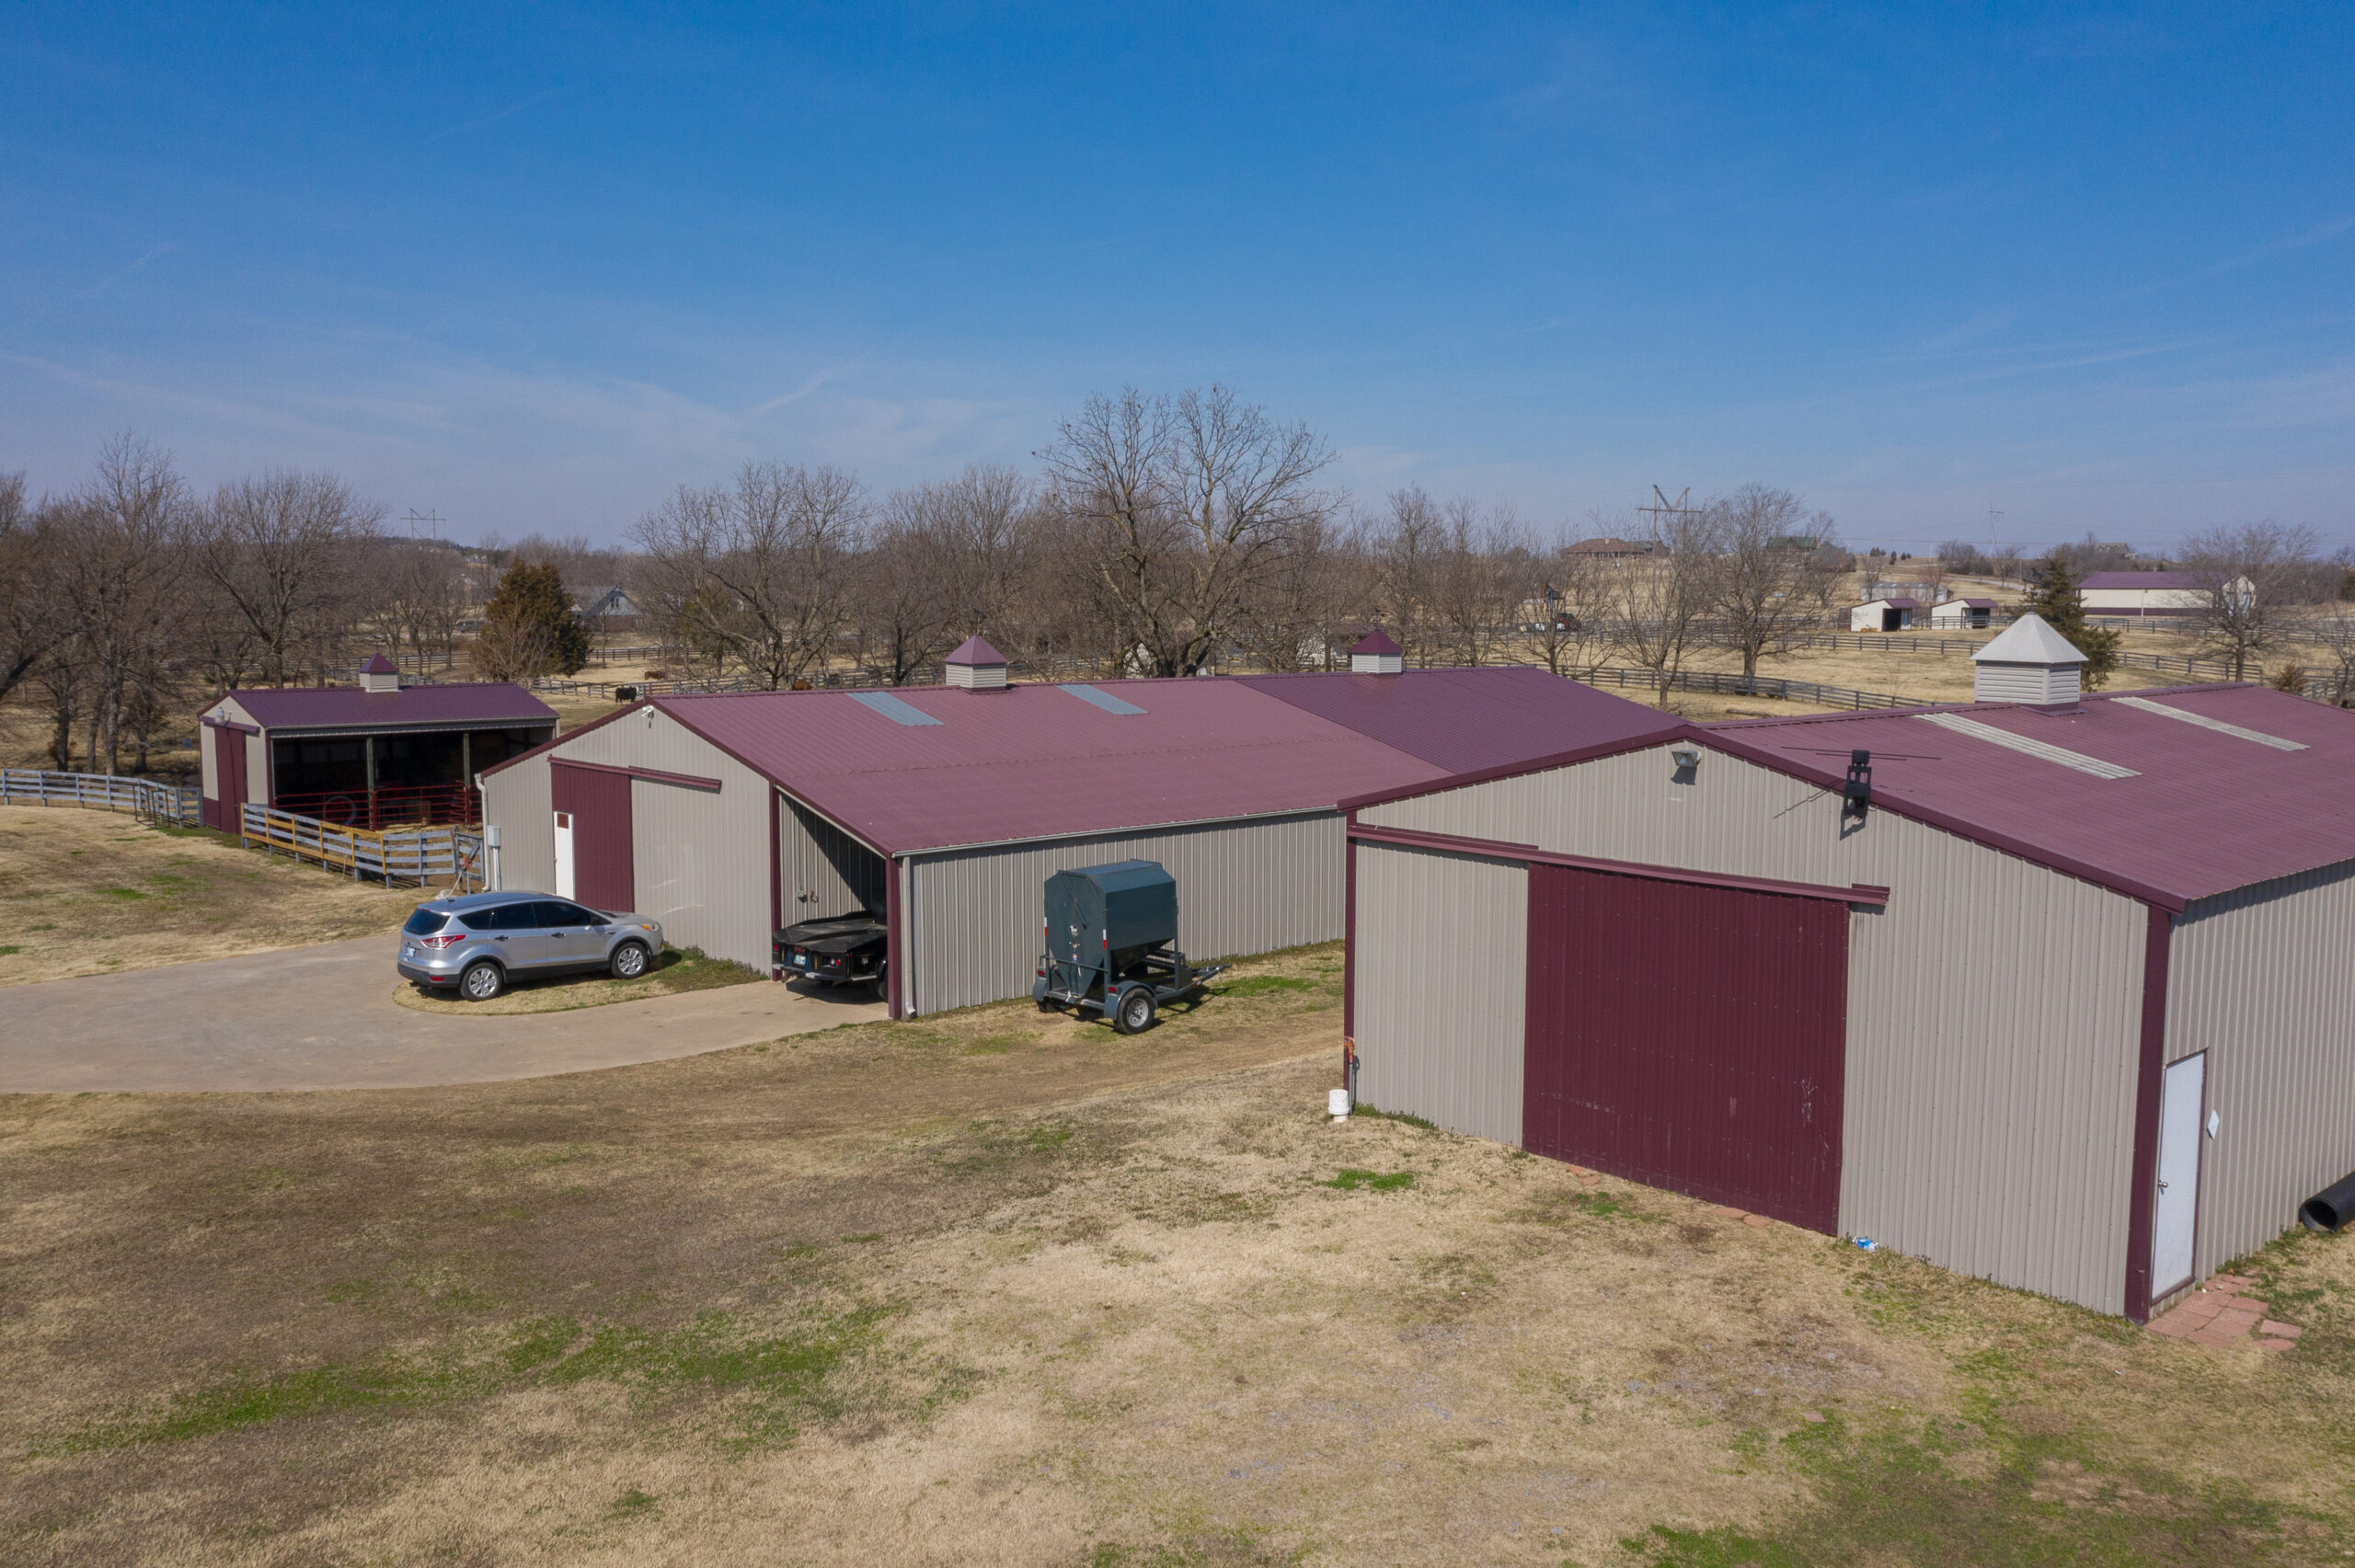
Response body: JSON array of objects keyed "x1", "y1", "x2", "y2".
[
  {"x1": 1343, "y1": 676, "x2": 2355, "y2": 1322},
  {"x1": 201, "y1": 657, "x2": 557, "y2": 830},
  {"x1": 475, "y1": 637, "x2": 1680, "y2": 1019}
]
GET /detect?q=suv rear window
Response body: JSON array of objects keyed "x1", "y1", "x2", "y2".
[{"x1": 403, "y1": 909, "x2": 450, "y2": 936}]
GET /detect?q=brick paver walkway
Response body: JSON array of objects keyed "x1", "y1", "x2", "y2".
[{"x1": 2146, "y1": 1273, "x2": 2303, "y2": 1351}]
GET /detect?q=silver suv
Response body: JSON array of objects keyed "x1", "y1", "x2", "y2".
[{"x1": 396, "y1": 892, "x2": 665, "y2": 1001}]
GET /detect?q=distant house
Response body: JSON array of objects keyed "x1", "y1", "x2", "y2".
[
  {"x1": 577, "y1": 587, "x2": 643, "y2": 634},
  {"x1": 2079, "y1": 572, "x2": 2246, "y2": 618},
  {"x1": 1931, "y1": 597, "x2": 1996, "y2": 630},
  {"x1": 1565, "y1": 536, "x2": 1657, "y2": 558},
  {"x1": 1849, "y1": 597, "x2": 1921, "y2": 632}
]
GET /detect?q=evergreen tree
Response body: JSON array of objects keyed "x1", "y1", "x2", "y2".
[
  {"x1": 476, "y1": 559, "x2": 591, "y2": 679},
  {"x1": 2021, "y1": 553, "x2": 2120, "y2": 690}
]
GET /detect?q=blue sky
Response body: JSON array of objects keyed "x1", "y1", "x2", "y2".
[{"x1": 5, "y1": 3, "x2": 2350, "y2": 550}]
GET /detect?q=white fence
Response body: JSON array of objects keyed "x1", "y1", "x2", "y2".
[
  {"x1": 0, "y1": 769, "x2": 202, "y2": 826},
  {"x1": 237, "y1": 802, "x2": 487, "y2": 890}
]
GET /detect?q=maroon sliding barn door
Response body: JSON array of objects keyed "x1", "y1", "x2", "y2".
[
  {"x1": 1522, "y1": 864, "x2": 1849, "y2": 1231},
  {"x1": 550, "y1": 762, "x2": 635, "y2": 913},
  {"x1": 211, "y1": 728, "x2": 248, "y2": 832}
]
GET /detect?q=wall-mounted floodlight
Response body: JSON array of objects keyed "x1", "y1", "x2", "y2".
[
  {"x1": 1842, "y1": 749, "x2": 1873, "y2": 824},
  {"x1": 1671, "y1": 745, "x2": 1703, "y2": 770}
]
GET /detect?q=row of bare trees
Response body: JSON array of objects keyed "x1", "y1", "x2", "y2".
[
  {"x1": 618, "y1": 388, "x2": 1854, "y2": 704},
  {"x1": 0, "y1": 437, "x2": 477, "y2": 772}
]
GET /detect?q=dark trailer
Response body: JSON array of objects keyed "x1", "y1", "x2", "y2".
[{"x1": 1033, "y1": 859, "x2": 1225, "y2": 1035}]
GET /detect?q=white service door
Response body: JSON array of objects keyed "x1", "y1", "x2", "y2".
[
  {"x1": 553, "y1": 810, "x2": 575, "y2": 900},
  {"x1": 2152, "y1": 1052, "x2": 2205, "y2": 1296}
]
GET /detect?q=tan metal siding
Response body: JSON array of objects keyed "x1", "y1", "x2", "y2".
[
  {"x1": 246, "y1": 730, "x2": 269, "y2": 801},
  {"x1": 1362, "y1": 743, "x2": 2148, "y2": 1315},
  {"x1": 782, "y1": 799, "x2": 886, "y2": 923},
  {"x1": 905, "y1": 813, "x2": 1341, "y2": 1015},
  {"x1": 200, "y1": 726, "x2": 220, "y2": 800},
  {"x1": 479, "y1": 709, "x2": 774, "y2": 971},
  {"x1": 1354, "y1": 843, "x2": 1527, "y2": 1146},
  {"x1": 2165, "y1": 862, "x2": 2355, "y2": 1281}
]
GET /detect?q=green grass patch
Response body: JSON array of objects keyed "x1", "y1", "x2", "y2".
[
  {"x1": 1557, "y1": 1190, "x2": 1656, "y2": 1223},
  {"x1": 0, "y1": 945, "x2": 19, "y2": 958},
  {"x1": 608, "y1": 1487, "x2": 660, "y2": 1520},
  {"x1": 96, "y1": 887, "x2": 148, "y2": 900},
  {"x1": 1215, "y1": 975, "x2": 1315, "y2": 999},
  {"x1": 52, "y1": 1303, "x2": 905, "y2": 1455},
  {"x1": 1349, "y1": 1104, "x2": 1437, "y2": 1130},
  {"x1": 1324, "y1": 1169, "x2": 1414, "y2": 1193}
]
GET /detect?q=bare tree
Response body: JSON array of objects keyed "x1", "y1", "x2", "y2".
[
  {"x1": 1230, "y1": 510, "x2": 1363, "y2": 673},
  {"x1": 1525, "y1": 546, "x2": 1613, "y2": 679},
  {"x1": 634, "y1": 462, "x2": 867, "y2": 690},
  {"x1": 380, "y1": 540, "x2": 472, "y2": 670},
  {"x1": 1368, "y1": 486, "x2": 1447, "y2": 665},
  {"x1": 1703, "y1": 485, "x2": 1846, "y2": 677},
  {"x1": 2307, "y1": 602, "x2": 2355, "y2": 707},
  {"x1": 193, "y1": 469, "x2": 384, "y2": 686},
  {"x1": 0, "y1": 470, "x2": 69, "y2": 706},
  {"x1": 2180, "y1": 521, "x2": 2322, "y2": 681},
  {"x1": 1602, "y1": 506, "x2": 1714, "y2": 706},
  {"x1": 49, "y1": 438, "x2": 193, "y2": 772},
  {"x1": 1039, "y1": 386, "x2": 1337, "y2": 677},
  {"x1": 1426, "y1": 498, "x2": 1531, "y2": 667}
]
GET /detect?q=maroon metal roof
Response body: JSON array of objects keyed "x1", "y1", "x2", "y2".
[
  {"x1": 1350, "y1": 629, "x2": 1402, "y2": 656},
  {"x1": 605, "y1": 667, "x2": 1678, "y2": 856},
  {"x1": 946, "y1": 635, "x2": 1006, "y2": 665},
  {"x1": 227, "y1": 682, "x2": 558, "y2": 732},
  {"x1": 1710, "y1": 686, "x2": 2355, "y2": 906},
  {"x1": 2082, "y1": 572, "x2": 2203, "y2": 590},
  {"x1": 1238, "y1": 665, "x2": 1682, "y2": 774}
]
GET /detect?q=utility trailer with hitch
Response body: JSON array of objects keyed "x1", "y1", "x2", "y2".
[
  {"x1": 1031, "y1": 859, "x2": 1225, "y2": 1034},
  {"x1": 774, "y1": 911, "x2": 889, "y2": 1000}
]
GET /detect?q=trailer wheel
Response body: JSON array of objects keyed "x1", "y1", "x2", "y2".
[
  {"x1": 1112, "y1": 986, "x2": 1156, "y2": 1036},
  {"x1": 868, "y1": 960, "x2": 889, "y2": 1003}
]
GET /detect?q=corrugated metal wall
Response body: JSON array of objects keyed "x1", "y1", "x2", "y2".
[
  {"x1": 782, "y1": 799, "x2": 887, "y2": 923},
  {"x1": 480, "y1": 708, "x2": 775, "y2": 971},
  {"x1": 1361, "y1": 741, "x2": 2150, "y2": 1315},
  {"x1": 2165, "y1": 860, "x2": 2355, "y2": 1281},
  {"x1": 905, "y1": 811, "x2": 1342, "y2": 1014},
  {"x1": 1353, "y1": 842, "x2": 1527, "y2": 1146},
  {"x1": 199, "y1": 725, "x2": 220, "y2": 801},
  {"x1": 245, "y1": 730, "x2": 269, "y2": 802}
]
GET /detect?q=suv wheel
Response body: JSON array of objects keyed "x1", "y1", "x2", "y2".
[
  {"x1": 460, "y1": 960, "x2": 505, "y2": 1001},
  {"x1": 610, "y1": 941, "x2": 650, "y2": 979}
]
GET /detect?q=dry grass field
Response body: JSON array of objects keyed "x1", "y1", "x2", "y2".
[
  {"x1": 4, "y1": 944, "x2": 2349, "y2": 1567},
  {"x1": 0, "y1": 807, "x2": 419, "y2": 987}
]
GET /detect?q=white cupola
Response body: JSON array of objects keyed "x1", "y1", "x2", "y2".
[
  {"x1": 944, "y1": 635, "x2": 1009, "y2": 691},
  {"x1": 1350, "y1": 629, "x2": 1404, "y2": 675},
  {"x1": 357, "y1": 653, "x2": 401, "y2": 693},
  {"x1": 1971, "y1": 613, "x2": 2086, "y2": 706}
]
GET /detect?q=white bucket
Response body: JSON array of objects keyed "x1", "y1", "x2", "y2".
[{"x1": 1327, "y1": 1088, "x2": 1351, "y2": 1118}]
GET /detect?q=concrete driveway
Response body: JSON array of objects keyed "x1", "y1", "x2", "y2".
[{"x1": 0, "y1": 937, "x2": 884, "y2": 1093}]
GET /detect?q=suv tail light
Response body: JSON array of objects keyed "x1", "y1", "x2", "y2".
[{"x1": 418, "y1": 932, "x2": 465, "y2": 949}]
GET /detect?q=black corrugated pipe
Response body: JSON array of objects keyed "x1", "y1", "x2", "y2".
[{"x1": 2299, "y1": 1171, "x2": 2355, "y2": 1233}]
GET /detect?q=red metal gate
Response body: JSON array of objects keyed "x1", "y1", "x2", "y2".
[
  {"x1": 551, "y1": 762, "x2": 635, "y2": 913},
  {"x1": 1522, "y1": 863, "x2": 1848, "y2": 1231}
]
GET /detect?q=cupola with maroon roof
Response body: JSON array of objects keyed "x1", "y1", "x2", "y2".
[
  {"x1": 945, "y1": 635, "x2": 1009, "y2": 691},
  {"x1": 1350, "y1": 629, "x2": 1404, "y2": 676},
  {"x1": 357, "y1": 653, "x2": 401, "y2": 693}
]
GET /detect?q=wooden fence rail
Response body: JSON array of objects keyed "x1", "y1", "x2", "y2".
[
  {"x1": 1786, "y1": 632, "x2": 2236, "y2": 681},
  {"x1": 238, "y1": 803, "x2": 486, "y2": 891},
  {"x1": 1584, "y1": 667, "x2": 1926, "y2": 711},
  {"x1": 0, "y1": 769, "x2": 201, "y2": 826}
]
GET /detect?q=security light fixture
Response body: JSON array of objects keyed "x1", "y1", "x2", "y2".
[
  {"x1": 1670, "y1": 745, "x2": 1702, "y2": 770},
  {"x1": 1842, "y1": 749, "x2": 1873, "y2": 824}
]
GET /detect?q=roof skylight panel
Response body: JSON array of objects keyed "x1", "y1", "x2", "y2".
[
  {"x1": 1913, "y1": 712, "x2": 2140, "y2": 779},
  {"x1": 2113, "y1": 697, "x2": 2306, "y2": 751}
]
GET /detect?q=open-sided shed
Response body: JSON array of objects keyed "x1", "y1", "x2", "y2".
[
  {"x1": 201, "y1": 657, "x2": 557, "y2": 830},
  {"x1": 476, "y1": 638, "x2": 1681, "y2": 1018},
  {"x1": 1342, "y1": 673, "x2": 2355, "y2": 1322}
]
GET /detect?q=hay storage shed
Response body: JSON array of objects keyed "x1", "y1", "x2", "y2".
[
  {"x1": 476, "y1": 638, "x2": 1681, "y2": 1019},
  {"x1": 1341, "y1": 681, "x2": 2355, "y2": 1322}
]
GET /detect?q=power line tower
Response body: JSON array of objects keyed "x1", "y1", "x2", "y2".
[
  {"x1": 403, "y1": 509, "x2": 445, "y2": 541},
  {"x1": 1985, "y1": 505, "x2": 2004, "y2": 555},
  {"x1": 1637, "y1": 486, "x2": 1698, "y2": 540}
]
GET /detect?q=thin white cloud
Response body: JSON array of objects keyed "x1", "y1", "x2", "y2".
[
  {"x1": 423, "y1": 89, "x2": 561, "y2": 146},
  {"x1": 74, "y1": 241, "x2": 179, "y2": 300}
]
